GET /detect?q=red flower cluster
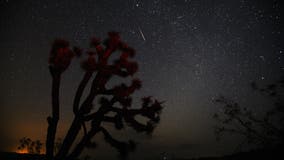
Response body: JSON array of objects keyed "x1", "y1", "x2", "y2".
[
  {"x1": 112, "y1": 79, "x2": 142, "y2": 98},
  {"x1": 81, "y1": 56, "x2": 97, "y2": 71},
  {"x1": 49, "y1": 39, "x2": 74, "y2": 72},
  {"x1": 105, "y1": 32, "x2": 121, "y2": 50}
]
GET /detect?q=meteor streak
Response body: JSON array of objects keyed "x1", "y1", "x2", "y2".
[{"x1": 138, "y1": 27, "x2": 146, "y2": 41}]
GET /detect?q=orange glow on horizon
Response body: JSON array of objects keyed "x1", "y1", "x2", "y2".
[
  {"x1": 16, "y1": 149, "x2": 28, "y2": 154},
  {"x1": 15, "y1": 147, "x2": 46, "y2": 154}
]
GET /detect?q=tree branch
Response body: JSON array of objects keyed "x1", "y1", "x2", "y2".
[
  {"x1": 100, "y1": 127, "x2": 135, "y2": 157},
  {"x1": 73, "y1": 71, "x2": 93, "y2": 114},
  {"x1": 68, "y1": 127, "x2": 101, "y2": 159},
  {"x1": 46, "y1": 68, "x2": 61, "y2": 160}
]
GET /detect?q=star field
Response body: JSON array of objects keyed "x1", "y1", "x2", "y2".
[{"x1": 0, "y1": 0, "x2": 283, "y2": 159}]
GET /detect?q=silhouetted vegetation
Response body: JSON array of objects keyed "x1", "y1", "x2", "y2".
[
  {"x1": 17, "y1": 137, "x2": 43, "y2": 154},
  {"x1": 213, "y1": 79, "x2": 284, "y2": 149},
  {"x1": 46, "y1": 32, "x2": 163, "y2": 160}
]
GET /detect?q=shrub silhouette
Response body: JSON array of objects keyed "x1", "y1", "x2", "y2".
[
  {"x1": 17, "y1": 137, "x2": 43, "y2": 154},
  {"x1": 46, "y1": 32, "x2": 163, "y2": 160},
  {"x1": 213, "y1": 79, "x2": 284, "y2": 149}
]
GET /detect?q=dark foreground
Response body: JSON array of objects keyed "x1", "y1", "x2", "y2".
[{"x1": 1, "y1": 146, "x2": 283, "y2": 160}]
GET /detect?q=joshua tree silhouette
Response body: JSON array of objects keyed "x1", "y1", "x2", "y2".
[{"x1": 46, "y1": 32, "x2": 163, "y2": 160}]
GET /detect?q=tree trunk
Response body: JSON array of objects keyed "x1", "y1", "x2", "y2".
[
  {"x1": 55, "y1": 116, "x2": 81, "y2": 160},
  {"x1": 68, "y1": 128, "x2": 99, "y2": 158},
  {"x1": 46, "y1": 74, "x2": 60, "y2": 160}
]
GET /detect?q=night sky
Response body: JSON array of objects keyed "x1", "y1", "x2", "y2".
[{"x1": 0, "y1": 0, "x2": 283, "y2": 159}]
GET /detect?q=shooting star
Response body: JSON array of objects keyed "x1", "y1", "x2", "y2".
[{"x1": 138, "y1": 27, "x2": 146, "y2": 41}]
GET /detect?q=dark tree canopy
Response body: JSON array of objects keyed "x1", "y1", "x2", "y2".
[
  {"x1": 213, "y1": 79, "x2": 284, "y2": 150},
  {"x1": 46, "y1": 32, "x2": 163, "y2": 160},
  {"x1": 17, "y1": 137, "x2": 43, "y2": 154}
]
